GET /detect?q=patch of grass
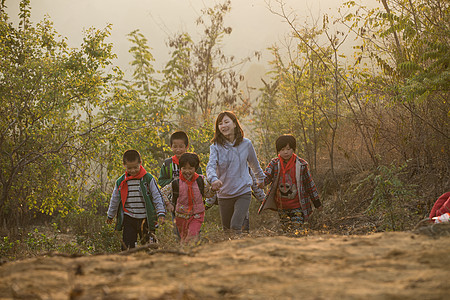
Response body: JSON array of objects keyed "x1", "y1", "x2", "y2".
[{"x1": 59, "y1": 210, "x2": 121, "y2": 253}]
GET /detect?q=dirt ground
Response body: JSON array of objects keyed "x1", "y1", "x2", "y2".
[{"x1": 1, "y1": 228, "x2": 450, "y2": 300}]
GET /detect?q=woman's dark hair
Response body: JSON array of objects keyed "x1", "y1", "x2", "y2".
[
  {"x1": 170, "y1": 131, "x2": 189, "y2": 147},
  {"x1": 179, "y1": 152, "x2": 200, "y2": 170},
  {"x1": 276, "y1": 135, "x2": 296, "y2": 153},
  {"x1": 123, "y1": 149, "x2": 141, "y2": 164},
  {"x1": 211, "y1": 111, "x2": 244, "y2": 146}
]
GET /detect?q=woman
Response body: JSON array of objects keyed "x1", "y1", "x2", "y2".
[{"x1": 206, "y1": 111, "x2": 265, "y2": 233}]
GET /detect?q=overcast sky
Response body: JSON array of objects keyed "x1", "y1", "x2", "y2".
[{"x1": 5, "y1": 0, "x2": 377, "y2": 80}]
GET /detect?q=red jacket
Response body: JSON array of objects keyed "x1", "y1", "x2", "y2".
[{"x1": 429, "y1": 192, "x2": 450, "y2": 219}]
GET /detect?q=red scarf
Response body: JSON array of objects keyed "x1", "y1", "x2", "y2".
[
  {"x1": 119, "y1": 165, "x2": 147, "y2": 213},
  {"x1": 279, "y1": 153, "x2": 296, "y2": 185},
  {"x1": 172, "y1": 155, "x2": 179, "y2": 166},
  {"x1": 179, "y1": 172, "x2": 199, "y2": 213}
]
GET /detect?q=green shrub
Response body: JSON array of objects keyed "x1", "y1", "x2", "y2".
[
  {"x1": 60, "y1": 210, "x2": 120, "y2": 253},
  {"x1": 0, "y1": 236, "x2": 20, "y2": 259},
  {"x1": 355, "y1": 161, "x2": 417, "y2": 231},
  {"x1": 25, "y1": 228, "x2": 58, "y2": 253}
]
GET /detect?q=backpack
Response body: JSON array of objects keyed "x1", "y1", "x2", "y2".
[
  {"x1": 171, "y1": 176, "x2": 205, "y2": 206},
  {"x1": 164, "y1": 157, "x2": 179, "y2": 180}
]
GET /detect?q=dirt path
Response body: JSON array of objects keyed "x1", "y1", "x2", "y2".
[{"x1": 1, "y1": 231, "x2": 449, "y2": 299}]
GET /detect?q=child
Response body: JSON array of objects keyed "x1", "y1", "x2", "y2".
[
  {"x1": 259, "y1": 134, "x2": 322, "y2": 232},
  {"x1": 158, "y1": 131, "x2": 203, "y2": 188},
  {"x1": 161, "y1": 152, "x2": 215, "y2": 243},
  {"x1": 107, "y1": 150, "x2": 166, "y2": 250},
  {"x1": 429, "y1": 192, "x2": 450, "y2": 221},
  {"x1": 158, "y1": 131, "x2": 204, "y2": 238}
]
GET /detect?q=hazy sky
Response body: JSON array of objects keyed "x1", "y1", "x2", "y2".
[{"x1": 5, "y1": 0, "x2": 376, "y2": 78}]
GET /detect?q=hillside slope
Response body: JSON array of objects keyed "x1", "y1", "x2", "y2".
[{"x1": 1, "y1": 231, "x2": 449, "y2": 299}]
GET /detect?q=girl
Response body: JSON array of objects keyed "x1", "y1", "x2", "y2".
[
  {"x1": 206, "y1": 111, "x2": 265, "y2": 233},
  {"x1": 161, "y1": 152, "x2": 214, "y2": 243}
]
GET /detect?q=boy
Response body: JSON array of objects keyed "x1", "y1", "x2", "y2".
[
  {"x1": 259, "y1": 134, "x2": 322, "y2": 232},
  {"x1": 158, "y1": 131, "x2": 205, "y2": 238},
  {"x1": 158, "y1": 131, "x2": 203, "y2": 188},
  {"x1": 107, "y1": 150, "x2": 166, "y2": 250},
  {"x1": 161, "y1": 152, "x2": 215, "y2": 243}
]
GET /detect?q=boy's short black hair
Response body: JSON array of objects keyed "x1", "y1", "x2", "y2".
[
  {"x1": 123, "y1": 149, "x2": 141, "y2": 164},
  {"x1": 179, "y1": 152, "x2": 200, "y2": 170},
  {"x1": 170, "y1": 131, "x2": 189, "y2": 147},
  {"x1": 276, "y1": 135, "x2": 296, "y2": 153}
]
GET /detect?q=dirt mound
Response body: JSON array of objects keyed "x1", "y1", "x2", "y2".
[{"x1": 1, "y1": 231, "x2": 450, "y2": 299}]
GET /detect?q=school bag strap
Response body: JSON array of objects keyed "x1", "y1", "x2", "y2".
[
  {"x1": 171, "y1": 178, "x2": 179, "y2": 207},
  {"x1": 197, "y1": 176, "x2": 205, "y2": 198},
  {"x1": 164, "y1": 157, "x2": 173, "y2": 179}
]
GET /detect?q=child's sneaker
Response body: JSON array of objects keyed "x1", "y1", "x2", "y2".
[
  {"x1": 433, "y1": 212, "x2": 450, "y2": 223},
  {"x1": 148, "y1": 232, "x2": 158, "y2": 243}
]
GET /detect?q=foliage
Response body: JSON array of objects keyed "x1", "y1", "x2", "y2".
[
  {"x1": 58, "y1": 210, "x2": 121, "y2": 253},
  {"x1": 101, "y1": 29, "x2": 172, "y2": 179},
  {"x1": 0, "y1": 220, "x2": 120, "y2": 259},
  {"x1": 0, "y1": 236, "x2": 20, "y2": 259},
  {"x1": 0, "y1": 0, "x2": 120, "y2": 227},
  {"x1": 25, "y1": 228, "x2": 57, "y2": 253},
  {"x1": 0, "y1": 0, "x2": 232, "y2": 238},
  {"x1": 345, "y1": 0, "x2": 450, "y2": 100},
  {"x1": 355, "y1": 161, "x2": 417, "y2": 231},
  {"x1": 254, "y1": 20, "x2": 345, "y2": 172},
  {"x1": 253, "y1": 78, "x2": 280, "y2": 164},
  {"x1": 163, "y1": 0, "x2": 257, "y2": 123},
  {"x1": 342, "y1": 0, "x2": 450, "y2": 171}
]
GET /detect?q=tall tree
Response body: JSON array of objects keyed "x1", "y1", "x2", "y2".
[
  {"x1": 101, "y1": 29, "x2": 172, "y2": 179},
  {"x1": 0, "y1": 0, "x2": 119, "y2": 227},
  {"x1": 163, "y1": 0, "x2": 255, "y2": 123}
]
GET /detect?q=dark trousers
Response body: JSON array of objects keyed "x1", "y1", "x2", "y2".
[
  {"x1": 218, "y1": 192, "x2": 251, "y2": 233},
  {"x1": 122, "y1": 214, "x2": 150, "y2": 250}
]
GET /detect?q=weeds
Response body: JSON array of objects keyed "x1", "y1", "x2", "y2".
[
  {"x1": 0, "y1": 237, "x2": 20, "y2": 259},
  {"x1": 59, "y1": 210, "x2": 121, "y2": 254},
  {"x1": 25, "y1": 228, "x2": 57, "y2": 253},
  {"x1": 1, "y1": 228, "x2": 57, "y2": 260},
  {"x1": 355, "y1": 161, "x2": 418, "y2": 231}
]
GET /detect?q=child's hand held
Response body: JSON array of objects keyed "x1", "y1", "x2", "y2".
[{"x1": 166, "y1": 202, "x2": 174, "y2": 212}]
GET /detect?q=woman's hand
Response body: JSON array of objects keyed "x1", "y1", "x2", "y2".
[{"x1": 211, "y1": 180, "x2": 223, "y2": 191}]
